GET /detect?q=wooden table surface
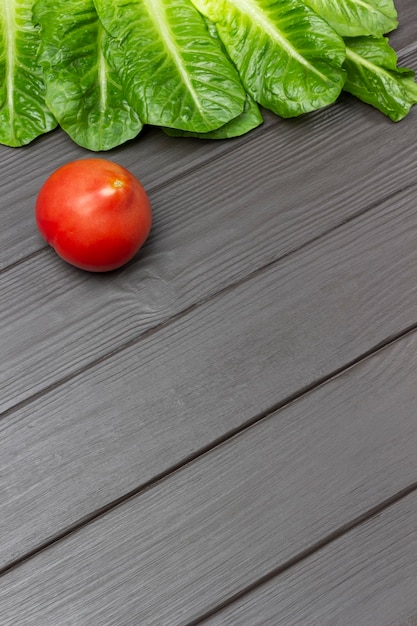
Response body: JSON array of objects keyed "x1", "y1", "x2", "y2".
[{"x1": 1, "y1": 2, "x2": 417, "y2": 624}]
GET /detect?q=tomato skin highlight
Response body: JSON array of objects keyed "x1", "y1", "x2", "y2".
[{"x1": 35, "y1": 158, "x2": 152, "y2": 272}]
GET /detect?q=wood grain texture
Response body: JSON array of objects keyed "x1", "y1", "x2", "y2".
[
  {"x1": 391, "y1": 0, "x2": 417, "y2": 50},
  {"x1": 2, "y1": 62, "x2": 417, "y2": 413},
  {"x1": 2, "y1": 180, "x2": 417, "y2": 567},
  {"x1": 1, "y1": 330, "x2": 417, "y2": 625},
  {"x1": 204, "y1": 491, "x2": 417, "y2": 626}
]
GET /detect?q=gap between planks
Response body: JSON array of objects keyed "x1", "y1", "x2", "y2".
[
  {"x1": 1, "y1": 321, "x2": 417, "y2": 580},
  {"x1": 5, "y1": 324, "x2": 417, "y2": 623},
  {"x1": 187, "y1": 481, "x2": 417, "y2": 626}
]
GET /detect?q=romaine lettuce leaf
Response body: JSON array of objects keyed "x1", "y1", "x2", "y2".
[
  {"x1": 190, "y1": 0, "x2": 347, "y2": 118},
  {"x1": 163, "y1": 95, "x2": 263, "y2": 139},
  {"x1": 163, "y1": 14, "x2": 263, "y2": 139},
  {"x1": 302, "y1": 0, "x2": 398, "y2": 37},
  {"x1": 1, "y1": 0, "x2": 414, "y2": 150},
  {"x1": 93, "y1": 0, "x2": 247, "y2": 133},
  {"x1": 343, "y1": 36, "x2": 417, "y2": 121},
  {"x1": 33, "y1": 0, "x2": 142, "y2": 151},
  {"x1": 0, "y1": 0, "x2": 57, "y2": 147}
]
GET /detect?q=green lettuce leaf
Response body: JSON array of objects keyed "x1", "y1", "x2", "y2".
[
  {"x1": 0, "y1": 0, "x2": 56, "y2": 147},
  {"x1": 302, "y1": 0, "x2": 398, "y2": 37},
  {"x1": 190, "y1": 0, "x2": 347, "y2": 118},
  {"x1": 344, "y1": 36, "x2": 417, "y2": 121},
  {"x1": 93, "y1": 0, "x2": 247, "y2": 133},
  {"x1": 163, "y1": 95, "x2": 263, "y2": 139},
  {"x1": 33, "y1": 0, "x2": 143, "y2": 151},
  {"x1": 163, "y1": 14, "x2": 263, "y2": 139}
]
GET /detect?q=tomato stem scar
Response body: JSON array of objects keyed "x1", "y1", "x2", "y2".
[{"x1": 113, "y1": 179, "x2": 123, "y2": 188}]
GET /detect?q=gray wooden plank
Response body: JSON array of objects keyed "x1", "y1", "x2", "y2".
[
  {"x1": 391, "y1": 0, "x2": 417, "y2": 51},
  {"x1": 2, "y1": 59, "x2": 417, "y2": 413},
  {"x1": 2, "y1": 180, "x2": 417, "y2": 568},
  {"x1": 204, "y1": 491, "x2": 417, "y2": 626},
  {"x1": 1, "y1": 329, "x2": 417, "y2": 625}
]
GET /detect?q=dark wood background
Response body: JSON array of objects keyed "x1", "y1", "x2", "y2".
[{"x1": 1, "y1": 1, "x2": 417, "y2": 623}]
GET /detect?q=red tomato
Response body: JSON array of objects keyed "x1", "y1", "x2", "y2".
[{"x1": 35, "y1": 158, "x2": 152, "y2": 272}]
